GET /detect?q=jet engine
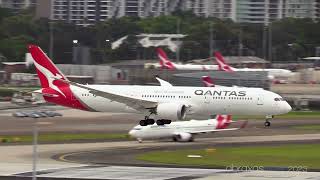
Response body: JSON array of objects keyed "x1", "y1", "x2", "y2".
[
  {"x1": 156, "y1": 103, "x2": 187, "y2": 121},
  {"x1": 174, "y1": 132, "x2": 193, "y2": 142}
]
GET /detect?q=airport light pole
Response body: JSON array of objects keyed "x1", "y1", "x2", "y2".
[
  {"x1": 176, "y1": 18, "x2": 181, "y2": 63},
  {"x1": 32, "y1": 117, "x2": 38, "y2": 180},
  {"x1": 12, "y1": 111, "x2": 63, "y2": 180},
  {"x1": 209, "y1": 22, "x2": 214, "y2": 58},
  {"x1": 72, "y1": 40, "x2": 79, "y2": 64},
  {"x1": 104, "y1": 39, "x2": 110, "y2": 62}
]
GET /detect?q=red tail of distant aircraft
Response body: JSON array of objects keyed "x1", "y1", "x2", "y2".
[
  {"x1": 157, "y1": 48, "x2": 176, "y2": 70},
  {"x1": 201, "y1": 76, "x2": 215, "y2": 87},
  {"x1": 214, "y1": 52, "x2": 235, "y2": 72}
]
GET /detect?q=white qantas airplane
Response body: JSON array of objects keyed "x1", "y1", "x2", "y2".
[
  {"x1": 157, "y1": 48, "x2": 219, "y2": 70},
  {"x1": 29, "y1": 45, "x2": 291, "y2": 127},
  {"x1": 129, "y1": 115, "x2": 246, "y2": 142},
  {"x1": 215, "y1": 52, "x2": 294, "y2": 79}
]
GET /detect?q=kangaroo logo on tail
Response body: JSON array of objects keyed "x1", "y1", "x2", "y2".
[
  {"x1": 157, "y1": 48, "x2": 176, "y2": 70},
  {"x1": 216, "y1": 115, "x2": 232, "y2": 129},
  {"x1": 28, "y1": 45, "x2": 68, "y2": 97},
  {"x1": 214, "y1": 52, "x2": 234, "y2": 72}
]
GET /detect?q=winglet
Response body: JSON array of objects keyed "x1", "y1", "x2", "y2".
[{"x1": 155, "y1": 77, "x2": 173, "y2": 87}]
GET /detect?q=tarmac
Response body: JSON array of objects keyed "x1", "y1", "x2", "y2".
[{"x1": 0, "y1": 103, "x2": 320, "y2": 180}]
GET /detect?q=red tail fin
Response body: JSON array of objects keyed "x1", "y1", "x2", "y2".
[
  {"x1": 202, "y1": 76, "x2": 215, "y2": 87},
  {"x1": 157, "y1": 48, "x2": 175, "y2": 70},
  {"x1": 214, "y1": 52, "x2": 234, "y2": 72},
  {"x1": 28, "y1": 45, "x2": 68, "y2": 89},
  {"x1": 216, "y1": 115, "x2": 232, "y2": 129},
  {"x1": 28, "y1": 45, "x2": 88, "y2": 111}
]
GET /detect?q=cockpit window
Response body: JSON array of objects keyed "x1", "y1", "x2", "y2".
[
  {"x1": 133, "y1": 128, "x2": 141, "y2": 130},
  {"x1": 274, "y1": 98, "x2": 285, "y2": 101}
]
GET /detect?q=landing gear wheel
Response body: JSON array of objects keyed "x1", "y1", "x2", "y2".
[
  {"x1": 188, "y1": 137, "x2": 194, "y2": 142},
  {"x1": 163, "y1": 119, "x2": 171, "y2": 124},
  {"x1": 156, "y1": 119, "x2": 171, "y2": 126},
  {"x1": 140, "y1": 120, "x2": 147, "y2": 126},
  {"x1": 264, "y1": 121, "x2": 271, "y2": 127},
  {"x1": 173, "y1": 137, "x2": 178, "y2": 142},
  {"x1": 147, "y1": 119, "x2": 155, "y2": 125},
  {"x1": 140, "y1": 119, "x2": 155, "y2": 126},
  {"x1": 156, "y1": 120, "x2": 164, "y2": 126}
]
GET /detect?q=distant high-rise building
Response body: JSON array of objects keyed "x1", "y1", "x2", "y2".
[
  {"x1": 0, "y1": 0, "x2": 36, "y2": 11},
  {"x1": 234, "y1": 0, "x2": 319, "y2": 25},
  {"x1": 36, "y1": 0, "x2": 320, "y2": 26}
]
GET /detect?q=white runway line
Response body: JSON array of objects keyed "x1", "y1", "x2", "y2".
[
  {"x1": 25, "y1": 166, "x2": 229, "y2": 180},
  {"x1": 10, "y1": 165, "x2": 320, "y2": 180}
]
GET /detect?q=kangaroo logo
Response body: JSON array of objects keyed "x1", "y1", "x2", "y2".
[
  {"x1": 157, "y1": 48, "x2": 175, "y2": 70},
  {"x1": 33, "y1": 60, "x2": 66, "y2": 97},
  {"x1": 216, "y1": 115, "x2": 231, "y2": 129}
]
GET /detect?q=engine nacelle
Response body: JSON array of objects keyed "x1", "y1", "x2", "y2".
[
  {"x1": 156, "y1": 103, "x2": 187, "y2": 121},
  {"x1": 175, "y1": 132, "x2": 193, "y2": 142}
]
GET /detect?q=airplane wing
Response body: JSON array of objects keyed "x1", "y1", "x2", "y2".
[
  {"x1": 186, "y1": 128, "x2": 240, "y2": 134},
  {"x1": 186, "y1": 120, "x2": 248, "y2": 134},
  {"x1": 156, "y1": 77, "x2": 173, "y2": 87},
  {"x1": 56, "y1": 79, "x2": 158, "y2": 111}
]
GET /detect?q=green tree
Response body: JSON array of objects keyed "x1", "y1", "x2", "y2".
[{"x1": 0, "y1": 35, "x2": 34, "y2": 61}]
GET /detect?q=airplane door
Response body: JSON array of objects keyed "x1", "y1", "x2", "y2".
[
  {"x1": 204, "y1": 96, "x2": 210, "y2": 104},
  {"x1": 257, "y1": 96, "x2": 263, "y2": 105}
]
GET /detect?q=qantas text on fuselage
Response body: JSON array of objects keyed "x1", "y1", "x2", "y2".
[{"x1": 194, "y1": 90, "x2": 246, "y2": 97}]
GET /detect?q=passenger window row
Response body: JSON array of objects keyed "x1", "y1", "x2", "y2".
[
  {"x1": 212, "y1": 96, "x2": 253, "y2": 100},
  {"x1": 142, "y1": 95, "x2": 191, "y2": 99}
]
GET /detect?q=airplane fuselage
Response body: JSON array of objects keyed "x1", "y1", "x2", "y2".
[
  {"x1": 233, "y1": 68, "x2": 293, "y2": 78},
  {"x1": 129, "y1": 119, "x2": 219, "y2": 140},
  {"x1": 173, "y1": 64, "x2": 219, "y2": 71},
  {"x1": 43, "y1": 85, "x2": 291, "y2": 119}
]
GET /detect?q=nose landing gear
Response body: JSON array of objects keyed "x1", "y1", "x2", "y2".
[
  {"x1": 264, "y1": 120, "x2": 271, "y2": 127},
  {"x1": 264, "y1": 115, "x2": 273, "y2": 127}
]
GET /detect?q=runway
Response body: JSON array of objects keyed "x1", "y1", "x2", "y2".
[
  {"x1": 0, "y1": 134, "x2": 320, "y2": 179},
  {"x1": 0, "y1": 104, "x2": 320, "y2": 137},
  {"x1": 0, "y1": 104, "x2": 320, "y2": 179}
]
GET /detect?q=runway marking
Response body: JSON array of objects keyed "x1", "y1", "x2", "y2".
[
  {"x1": 58, "y1": 151, "x2": 91, "y2": 164},
  {"x1": 36, "y1": 122, "x2": 53, "y2": 125}
]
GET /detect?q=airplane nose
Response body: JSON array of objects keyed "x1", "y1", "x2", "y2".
[
  {"x1": 128, "y1": 130, "x2": 136, "y2": 137},
  {"x1": 283, "y1": 102, "x2": 292, "y2": 113}
]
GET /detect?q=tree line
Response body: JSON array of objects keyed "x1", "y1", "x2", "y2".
[{"x1": 0, "y1": 8, "x2": 319, "y2": 64}]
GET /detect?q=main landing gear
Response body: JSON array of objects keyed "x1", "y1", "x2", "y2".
[
  {"x1": 139, "y1": 116, "x2": 171, "y2": 126},
  {"x1": 264, "y1": 115, "x2": 273, "y2": 127},
  {"x1": 156, "y1": 119, "x2": 171, "y2": 125},
  {"x1": 139, "y1": 117, "x2": 155, "y2": 126}
]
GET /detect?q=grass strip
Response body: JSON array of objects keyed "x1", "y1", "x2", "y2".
[
  {"x1": 292, "y1": 125, "x2": 320, "y2": 131},
  {"x1": 0, "y1": 133, "x2": 130, "y2": 143},
  {"x1": 137, "y1": 144, "x2": 320, "y2": 169}
]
